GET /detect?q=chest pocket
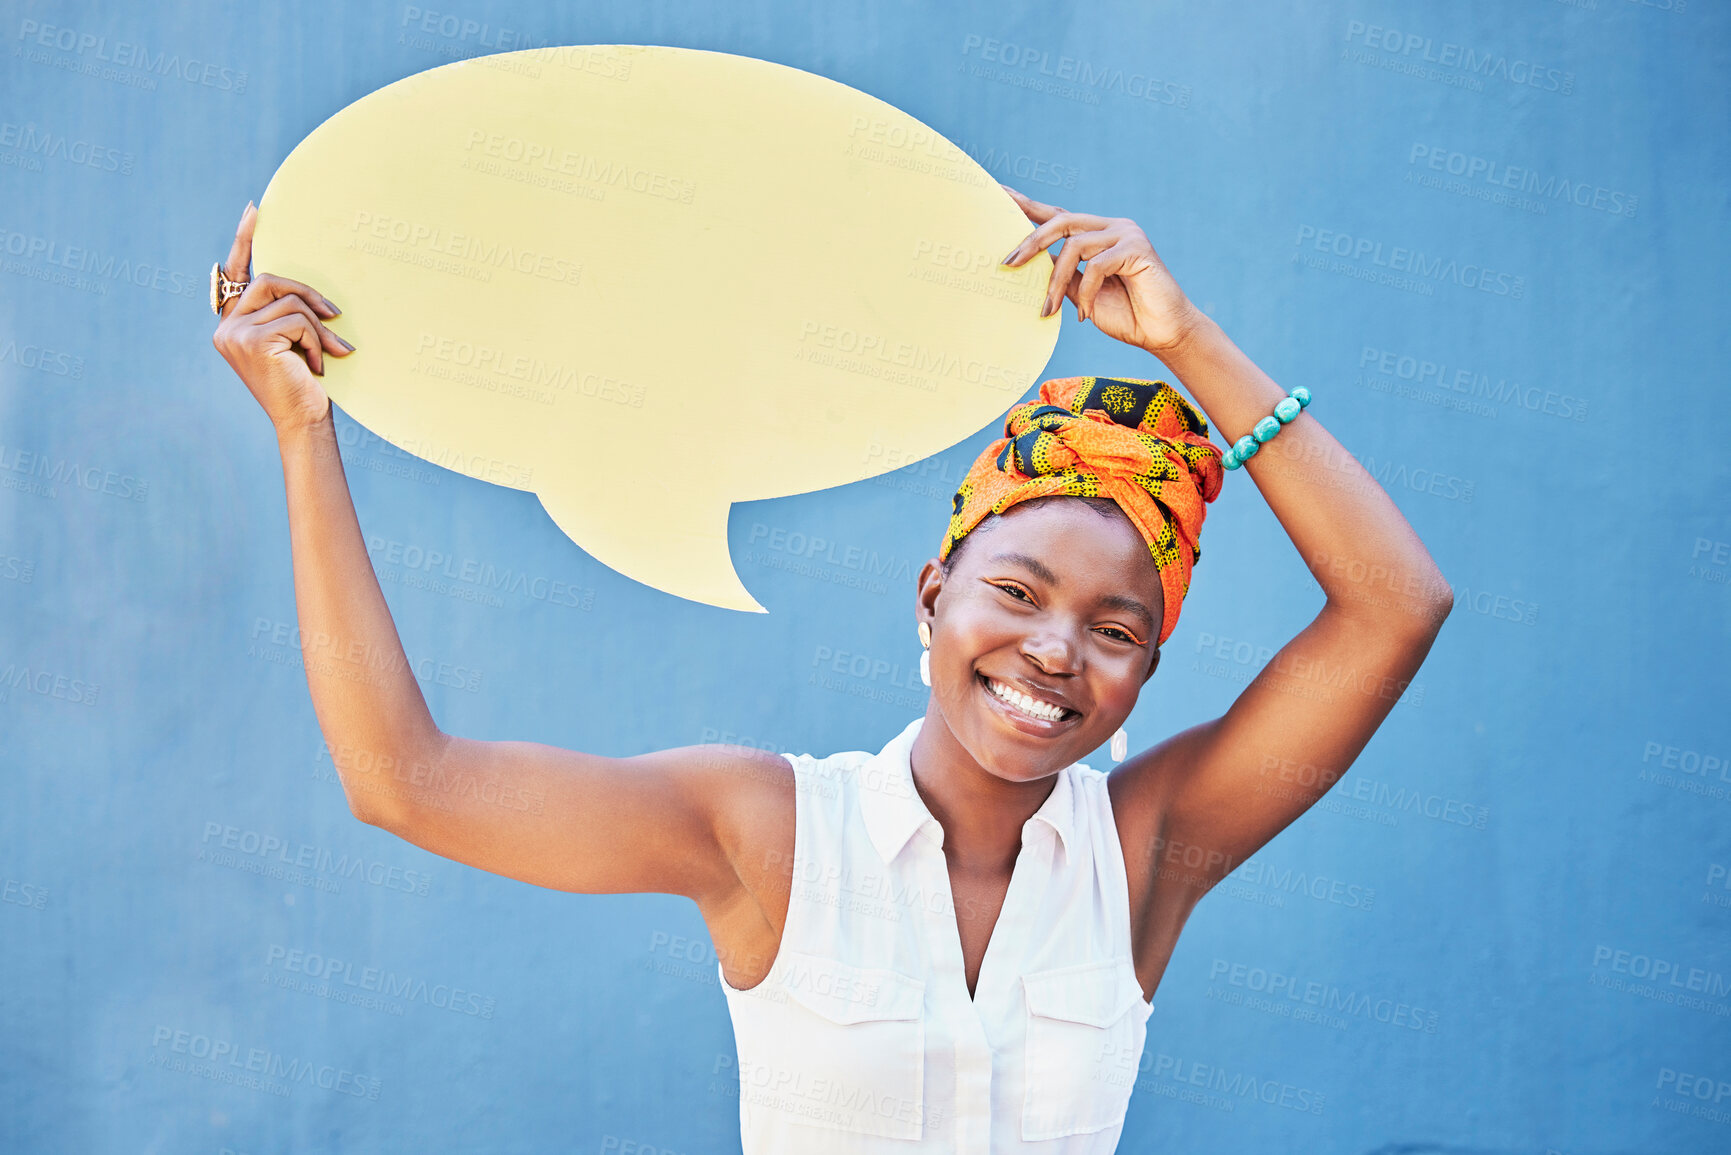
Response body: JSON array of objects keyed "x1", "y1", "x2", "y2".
[
  {"x1": 773, "y1": 949, "x2": 928, "y2": 1139},
  {"x1": 1020, "y1": 957, "x2": 1153, "y2": 1140}
]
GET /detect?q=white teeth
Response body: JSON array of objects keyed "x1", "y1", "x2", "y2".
[{"x1": 987, "y1": 678, "x2": 1065, "y2": 722}]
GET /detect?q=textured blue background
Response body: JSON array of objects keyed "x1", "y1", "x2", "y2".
[{"x1": 2, "y1": 1, "x2": 1728, "y2": 1152}]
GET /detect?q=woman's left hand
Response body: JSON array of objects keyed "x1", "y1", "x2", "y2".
[{"x1": 1000, "y1": 184, "x2": 1202, "y2": 355}]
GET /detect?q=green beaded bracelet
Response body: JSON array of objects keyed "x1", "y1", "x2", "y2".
[{"x1": 1222, "y1": 386, "x2": 1311, "y2": 469}]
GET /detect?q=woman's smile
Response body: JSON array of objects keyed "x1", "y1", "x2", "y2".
[{"x1": 977, "y1": 671, "x2": 1081, "y2": 732}]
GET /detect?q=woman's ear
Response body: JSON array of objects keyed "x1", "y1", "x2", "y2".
[
  {"x1": 1142, "y1": 646, "x2": 1162, "y2": 684},
  {"x1": 915, "y1": 558, "x2": 944, "y2": 631}
]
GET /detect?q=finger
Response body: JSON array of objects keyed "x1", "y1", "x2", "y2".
[
  {"x1": 218, "y1": 202, "x2": 258, "y2": 320},
  {"x1": 223, "y1": 201, "x2": 256, "y2": 282},
  {"x1": 231, "y1": 272, "x2": 340, "y2": 320},
  {"x1": 249, "y1": 293, "x2": 354, "y2": 356},
  {"x1": 1001, "y1": 184, "x2": 1056, "y2": 225},
  {"x1": 261, "y1": 314, "x2": 325, "y2": 377},
  {"x1": 1060, "y1": 268, "x2": 1086, "y2": 319},
  {"x1": 1003, "y1": 210, "x2": 1113, "y2": 267},
  {"x1": 1002, "y1": 184, "x2": 1062, "y2": 222},
  {"x1": 1042, "y1": 231, "x2": 1114, "y2": 318},
  {"x1": 1075, "y1": 241, "x2": 1134, "y2": 320},
  {"x1": 1042, "y1": 250, "x2": 1078, "y2": 318}
]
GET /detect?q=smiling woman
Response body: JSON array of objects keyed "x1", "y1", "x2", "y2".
[{"x1": 212, "y1": 183, "x2": 1452, "y2": 1153}]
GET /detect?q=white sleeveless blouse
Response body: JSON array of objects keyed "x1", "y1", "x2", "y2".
[{"x1": 718, "y1": 716, "x2": 1155, "y2": 1152}]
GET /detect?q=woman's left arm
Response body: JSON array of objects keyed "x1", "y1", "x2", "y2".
[{"x1": 1001, "y1": 186, "x2": 1455, "y2": 907}]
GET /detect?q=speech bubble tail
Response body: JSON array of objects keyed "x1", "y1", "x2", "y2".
[{"x1": 537, "y1": 485, "x2": 766, "y2": 614}]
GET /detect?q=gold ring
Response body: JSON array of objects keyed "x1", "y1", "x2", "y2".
[{"x1": 210, "y1": 261, "x2": 249, "y2": 316}]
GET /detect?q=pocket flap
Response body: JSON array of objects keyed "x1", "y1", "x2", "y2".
[
  {"x1": 780, "y1": 950, "x2": 926, "y2": 1025},
  {"x1": 1022, "y1": 958, "x2": 1147, "y2": 1027}
]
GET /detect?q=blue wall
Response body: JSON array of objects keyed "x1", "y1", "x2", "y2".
[{"x1": 2, "y1": 1, "x2": 1727, "y2": 1152}]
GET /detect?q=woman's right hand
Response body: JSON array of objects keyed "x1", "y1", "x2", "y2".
[{"x1": 211, "y1": 201, "x2": 354, "y2": 435}]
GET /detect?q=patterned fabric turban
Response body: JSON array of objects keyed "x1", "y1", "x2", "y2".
[{"x1": 939, "y1": 376, "x2": 1224, "y2": 647}]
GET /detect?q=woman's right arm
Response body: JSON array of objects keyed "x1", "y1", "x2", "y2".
[{"x1": 212, "y1": 203, "x2": 791, "y2": 906}]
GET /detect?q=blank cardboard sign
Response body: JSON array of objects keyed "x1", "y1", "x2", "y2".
[{"x1": 252, "y1": 44, "x2": 1058, "y2": 611}]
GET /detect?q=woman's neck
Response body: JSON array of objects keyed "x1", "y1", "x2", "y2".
[{"x1": 907, "y1": 702, "x2": 1062, "y2": 873}]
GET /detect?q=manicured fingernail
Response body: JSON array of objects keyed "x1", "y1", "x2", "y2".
[
  {"x1": 1001, "y1": 247, "x2": 1019, "y2": 265},
  {"x1": 1040, "y1": 299, "x2": 1055, "y2": 317},
  {"x1": 336, "y1": 335, "x2": 354, "y2": 352},
  {"x1": 322, "y1": 296, "x2": 341, "y2": 315}
]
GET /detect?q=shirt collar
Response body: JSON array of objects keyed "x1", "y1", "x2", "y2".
[{"x1": 858, "y1": 717, "x2": 1077, "y2": 865}]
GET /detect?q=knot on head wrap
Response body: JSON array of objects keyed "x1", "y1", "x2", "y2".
[{"x1": 939, "y1": 376, "x2": 1224, "y2": 647}]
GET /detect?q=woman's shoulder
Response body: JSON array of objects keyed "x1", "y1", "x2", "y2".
[{"x1": 779, "y1": 717, "x2": 924, "y2": 769}]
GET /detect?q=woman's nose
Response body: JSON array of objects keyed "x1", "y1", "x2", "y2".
[{"x1": 1021, "y1": 631, "x2": 1080, "y2": 675}]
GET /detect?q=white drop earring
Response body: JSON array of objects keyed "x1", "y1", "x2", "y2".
[
  {"x1": 917, "y1": 621, "x2": 932, "y2": 688},
  {"x1": 1110, "y1": 727, "x2": 1128, "y2": 762}
]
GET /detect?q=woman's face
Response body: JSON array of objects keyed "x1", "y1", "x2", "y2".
[{"x1": 917, "y1": 497, "x2": 1165, "y2": 783}]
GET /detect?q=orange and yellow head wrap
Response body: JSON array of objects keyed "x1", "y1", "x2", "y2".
[{"x1": 939, "y1": 376, "x2": 1224, "y2": 647}]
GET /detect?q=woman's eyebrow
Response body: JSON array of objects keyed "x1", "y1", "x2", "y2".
[
  {"x1": 988, "y1": 552, "x2": 1059, "y2": 584},
  {"x1": 988, "y1": 552, "x2": 1155, "y2": 627},
  {"x1": 1098, "y1": 593, "x2": 1156, "y2": 628}
]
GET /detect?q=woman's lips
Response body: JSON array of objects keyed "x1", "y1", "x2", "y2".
[{"x1": 977, "y1": 672, "x2": 1080, "y2": 735}]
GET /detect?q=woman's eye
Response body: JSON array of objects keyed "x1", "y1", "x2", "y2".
[
  {"x1": 1096, "y1": 626, "x2": 1141, "y2": 645},
  {"x1": 993, "y1": 582, "x2": 1033, "y2": 602}
]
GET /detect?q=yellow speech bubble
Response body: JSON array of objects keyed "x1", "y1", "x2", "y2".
[{"x1": 254, "y1": 44, "x2": 1058, "y2": 611}]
